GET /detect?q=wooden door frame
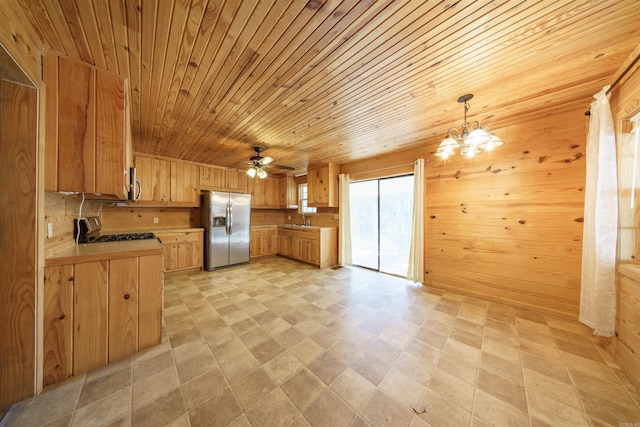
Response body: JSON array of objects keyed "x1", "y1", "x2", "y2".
[{"x1": 0, "y1": 40, "x2": 45, "y2": 404}]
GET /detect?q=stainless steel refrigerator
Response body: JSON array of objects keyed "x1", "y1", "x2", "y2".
[{"x1": 201, "y1": 191, "x2": 251, "y2": 270}]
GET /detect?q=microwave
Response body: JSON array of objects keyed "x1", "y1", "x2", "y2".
[{"x1": 128, "y1": 167, "x2": 142, "y2": 201}]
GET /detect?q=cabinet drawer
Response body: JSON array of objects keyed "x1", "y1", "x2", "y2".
[
  {"x1": 277, "y1": 228, "x2": 320, "y2": 240},
  {"x1": 156, "y1": 232, "x2": 201, "y2": 243}
]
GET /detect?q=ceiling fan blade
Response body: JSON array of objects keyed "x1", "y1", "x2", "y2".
[{"x1": 272, "y1": 164, "x2": 295, "y2": 170}]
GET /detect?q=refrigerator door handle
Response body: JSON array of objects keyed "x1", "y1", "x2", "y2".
[{"x1": 228, "y1": 204, "x2": 233, "y2": 235}]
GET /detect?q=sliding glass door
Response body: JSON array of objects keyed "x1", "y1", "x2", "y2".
[{"x1": 350, "y1": 175, "x2": 414, "y2": 276}]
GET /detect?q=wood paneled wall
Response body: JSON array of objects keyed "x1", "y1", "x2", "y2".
[
  {"x1": 598, "y1": 47, "x2": 640, "y2": 392},
  {"x1": 424, "y1": 102, "x2": 586, "y2": 318},
  {"x1": 343, "y1": 101, "x2": 587, "y2": 319}
]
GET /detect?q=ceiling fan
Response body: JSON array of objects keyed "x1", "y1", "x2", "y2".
[
  {"x1": 246, "y1": 146, "x2": 274, "y2": 179},
  {"x1": 243, "y1": 146, "x2": 296, "y2": 178}
]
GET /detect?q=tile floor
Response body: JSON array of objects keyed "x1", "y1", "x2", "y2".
[{"x1": 3, "y1": 257, "x2": 640, "y2": 426}]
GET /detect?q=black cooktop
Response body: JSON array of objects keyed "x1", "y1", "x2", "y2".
[{"x1": 93, "y1": 232, "x2": 157, "y2": 243}]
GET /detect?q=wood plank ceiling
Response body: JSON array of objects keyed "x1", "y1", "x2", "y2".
[{"x1": 14, "y1": 0, "x2": 640, "y2": 174}]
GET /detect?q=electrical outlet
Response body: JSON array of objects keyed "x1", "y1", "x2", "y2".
[
  {"x1": 47, "y1": 222, "x2": 53, "y2": 238},
  {"x1": 288, "y1": 215, "x2": 291, "y2": 220},
  {"x1": 153, "y1": 217, "x2": 159, "y2": 224},
  {"x1": 333, "y1": 213, "x2": 339, "y2": 219}
]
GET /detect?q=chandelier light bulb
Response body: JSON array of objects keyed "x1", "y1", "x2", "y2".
[{"x1": 435, "y1": 94, "x2": 504, "y2": 160}]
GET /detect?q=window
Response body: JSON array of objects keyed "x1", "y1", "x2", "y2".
[{"x1": 299, "y1": 184, "x2": 317, "y2": 214}]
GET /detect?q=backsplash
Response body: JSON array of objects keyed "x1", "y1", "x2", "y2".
[
  {"x1": 101, "y1": 205, "x2": 199, "y2": 232},
  {"x1": 44, "y1": 191, "x2": 103, "y2": 256}
]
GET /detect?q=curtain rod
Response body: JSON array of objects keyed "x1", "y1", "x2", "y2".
[
  {"x1": 606, "y1": 53, "x2": 640, "y2": 95},
  {"x1": 585, "y1": 53, "x2": 640, "y2": 116},
  {"x1": 348, "y1": 162, "x2": 416, "y2": 177}
]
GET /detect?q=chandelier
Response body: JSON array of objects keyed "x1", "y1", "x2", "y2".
[{"x1": 435, "y1": 94, "x2": 504, "y2": 159}]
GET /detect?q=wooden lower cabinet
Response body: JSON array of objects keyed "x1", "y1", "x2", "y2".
[
  {"x1": 42, "y1": 265, "x2": 74, "y2": 386},
  {"x1": 156, "y1": 230, "x2": 203, "y2": 272},
  {"x1": 276, "y1": 227, "x2": 337, "y2": 268},
  {"x1": 250, "y1": 226, "x2": 277, "y2": 258},
  {"x1": 43, "y1": 254, "x2": 163, "y2": 385},
  {"x1": 138, "y1": 255, "x2": 164, "y2": 350},
  {"x1": 74, "y1": 261, "x2": 109, "y2": 375},
  {"x1": 108, "y1": 258, "x2": 138, "y2": 362}
]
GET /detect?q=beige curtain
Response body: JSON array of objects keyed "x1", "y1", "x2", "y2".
[
  {"x1": 407, "y1": 159, "x2": 425, "y2": 282},
  {"x1": 580, "y1": 86, "x2": 617, "y2": 337},
  {"x1": 338, "y1": 174, "x2": 352, "y2": 265}
]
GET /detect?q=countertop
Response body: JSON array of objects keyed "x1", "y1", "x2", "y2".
[{"x1": 45, "y1": 239, "x2": 163, "y2": 267}]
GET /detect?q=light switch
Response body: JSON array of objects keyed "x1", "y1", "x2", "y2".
[
  {"x1": 153, "y1": 217, "x2": 159, "y2": 224},
  {"x1": 47, "y1": 222, "x2": 53, "y2": 238}
]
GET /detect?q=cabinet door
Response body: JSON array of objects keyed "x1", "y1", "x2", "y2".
[
  {"x1": 43, "y1": 265, "x2": 74, "y2": 386},
  {"x1": 308, "y1": 240, "x2": 320, "y2": 265},
  {"x1": 74, "y1": 261, "x2": 108, "y2": 375},
  {"x1": 108, "y1": 258, "x2": 138, "y2": 362},
  {"x1": 308, "y1": 164, "x2": 339, "y2": 207},
  {"x1": 250, "y1": 230, "x2": 260, "y2": 257},
  {"x1": 176, "y1": 242, "x2": 196, "y2": 269},
  {"x1": 158, "y1": 231, "x2": 203, "y2": 271},
  {"x1": 57, "y1": 56, "x2": 96, "y2": 193},
  {"x1": 290, "y1": 236, "x2": 301, "y2": 259},
  {"x1": 278, "y1": 234, "x2": 290, "y2": 256},
  {"x1": 170, "y1": 161, "x2": 199, "y2": 205},
  {"x1": 95, "y1": 69, "x2": 126, "y2": 197},
  {"x1": 250, "y1": 178, "x2": 266, "y2": 206},
  {"x1": 139, "y1": 255, "x2": 163, "y2": 350},
  {"x1": 199, "y1": 166, "x2": 226, "y2": 190},
  {"x1": 136, "y1": 155, "x2": 171, "y2": 202},
  {"x1": 299, "y1": 238, "x2": 311, "y2": 262},
  {"x1": 268, "y1": 233, "x2": 277, "y2": 255},
  {"x1": 265, "y1": 177, "x2": 280, "y2": 207},
  {"x1": 279, "y1": 176, "x2": 298, "y2": 208},
  {"x1": 226, "y1": 169, "x2": 248, "y2": 193}
]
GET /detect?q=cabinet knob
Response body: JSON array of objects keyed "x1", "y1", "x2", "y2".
[{"x1": 123, "y1": 293, "x2": 130, "y2": 300}]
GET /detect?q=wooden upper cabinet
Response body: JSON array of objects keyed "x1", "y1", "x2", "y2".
[
  {"x1": 249, "y1": 176, "x2": 281, "y2": 208},
  {"x1": 136, "y1": 155, "x2": 170, "y2": 203},
  {"x1": 134, "y1": 154, "x2": 198, "y2": 206},
  {"x1": 44, "y1": 54, "x2": 130, "y2": 199},
  {"x1": 95, "y1": 69, "x2": 127, "y2": 196},
  {"x1": 279, "y1": 176, "x2": 298, "y2": 209},
  {"x1": 308, "y1": 163, "x2": 340, "y2": 207},
  {"x1": 170, "y1": 161, "x2": 199, "y2": 205},
  {"x1": 200, "y1": 165, "x2": 248, "y2": 193}
]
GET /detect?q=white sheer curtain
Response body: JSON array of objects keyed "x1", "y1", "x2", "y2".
[
  {"x1": 338, "y1": 174, "x2": 352, "y2": 265},
  {"x1": 580, "y1": 86, "x2": 618, "y2": 337},
  {"x1": 407, "y1": 159, "x2": 425, "y2": 283}
]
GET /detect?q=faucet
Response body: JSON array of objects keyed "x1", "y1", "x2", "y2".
[{"x1": 301, "y1": 213, "x2": 305, "y2": 226}]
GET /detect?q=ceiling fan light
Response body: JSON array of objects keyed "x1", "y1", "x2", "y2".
[
  {"x1": 256, "y1": 167, "x2": 267, "y2": 179},
  {"x1": 261, "y1": 156, "x2": 274, "y2": 165},
  {"x1": 247, "y1": 167, "x2": 257, "y2": 178}
]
